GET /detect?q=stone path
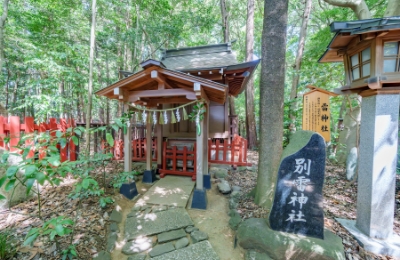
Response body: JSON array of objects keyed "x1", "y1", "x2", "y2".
[
  {"x1": 96, "y1": 176, "x2": 219, "y2": 260},
  {"x1": 137, "y1": 176, "x2": 195, "y2": 207}
]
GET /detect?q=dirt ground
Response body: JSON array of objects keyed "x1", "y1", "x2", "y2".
[
  {"x1": 2, "y1": 151, "x2": 400, "y2": 260},
  {"x1": 187, "y1": 183, "x2": 245, "y2": 260}
]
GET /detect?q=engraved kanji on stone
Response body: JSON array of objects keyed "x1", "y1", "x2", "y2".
[
  {"x1": 288, "y1": 192, "x2": 309, "y2": 209},
  {"x1": 285, "y1": 210, "x2": 307, "y2": 223},
  {"x1": 294, "y1": 158, "x2": 311, "y2": 175},
  {"x1": 293, "y1": 176, "x2": 310, "y2": 192}
]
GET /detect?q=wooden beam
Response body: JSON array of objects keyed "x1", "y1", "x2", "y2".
[
  {"x1": 377, "y1": 31, "x2": 389, "y2": 37},
  {"x1": 151, "y1": 70, "x2": 166, "y2": 90},
  {"x1": 128, "y1": 89, "x2": 196, "y2": 102},
  {"x1": 114, "y1": 87, "x2": 129, "y2": 102},
  {"x1": 141, "y1": 97, "x2": 191, "y2": 104},
  {"x1": 130, "y1": 77, "x2": 154, "y2": 89},
  {"x1": 194, "y1": 83, "x2": 210, "y2": 103}
]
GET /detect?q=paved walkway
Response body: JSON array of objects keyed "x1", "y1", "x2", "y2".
[
  {"x1": 108, "y1": 176, "x2": 219, "y2": 260},
  {"x1": 136, "y1": 176, "x2": 195, "y2": 208}
]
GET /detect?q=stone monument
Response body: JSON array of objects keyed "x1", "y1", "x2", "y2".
[{"x1": 269, "y1": 131, "x2": 326, "y2": 239}]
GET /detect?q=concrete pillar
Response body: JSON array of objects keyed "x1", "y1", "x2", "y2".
[
  {"x1": 337, "y1": 93, "x2": 400, "y2": 257},
  {"x1": 356, "y1": 94, "x2": 400, "y2": 239},
  {"x1": 123, "y1": 105, "x2": 132, "y2": 172}
]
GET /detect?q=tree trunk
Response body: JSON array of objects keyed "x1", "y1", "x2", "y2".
[
  {"x1": 86, "y1": 0, "x2": 97, "y2": 152},
  {"x1": 289, "y1": 0, "x2": 312, "y2": 133},
  {"x1": 255, "y1": 0, "x2": 289, "y2": 209},
  {"x1": 385, "y1": 0, "x2": 400, "y2": 17},
  {"x1": 58, "y1": 80, "x2": 65, "y2": 117},
  {"x1": 0, "y1": 0, "x2": 10, "y2": 72},
  {"x1": 323, "y1": 0, "x2": 371, "y2": 20},
  {"x1": 220, "y1": 0, "x2": 229, "y2": 43},
  {"x1": 106, "y1": 51, "x2": 111, "y2": 125},
  {"x1": 245, "y1": 0, "x2": 257, "y2": 149},
  {"x1": 220, "y1": 0, "x2": 236, "y2": 116},
  {"x1": 5, "y1": 67, "x2": 10, "y2": 111},
  {"x1": 12, "y1": 72, "x2": 19, "y2": 108}
]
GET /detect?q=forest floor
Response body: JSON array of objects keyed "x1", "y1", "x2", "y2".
[
  {"x1": 0, "y1": 150, "x2": 399, "y2": 260},
  {"x1": 228, "y1": 151, "x2": 400, "y2": 260}
]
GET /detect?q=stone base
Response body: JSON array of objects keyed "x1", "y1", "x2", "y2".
[
  {"x1": 142, "y1": 170, "x2": 156, "y2": 184},
  {"x1": 237, "y1": 218, "x2": 345, "y2": 260},
  {"x1": 120, "y1": 182, "x2": 138, "y2": 200},
  {"x1": 203, "y1": 175, "x2": 211, "y2": 190},
  {"x1": 191, "y1": 188, "x2": 207, "y2": 210},
  {"x1": 336, "y1": 218, "x2": 400, "y2": 258}
]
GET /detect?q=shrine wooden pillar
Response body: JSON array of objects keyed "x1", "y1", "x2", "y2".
[
  {"x1": 123, "y1": 104, "x2": 132, "y2": 172},
  {"x1": 156, "y1": 105, "x2": 163, "y2": 169},
  {"x1": 156, "y1": 111, "x2": 163, "y2": 169},
  {"x1": 143, "y1": 110, "x2": 156, "y2": 183},
  {"x1": 192, "y1": 83, "x2": 210, "y2": 209}
]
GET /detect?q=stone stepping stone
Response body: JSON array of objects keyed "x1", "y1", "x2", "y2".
[
  {"x1": 151, "y1": 241, "x2": 219, "y2": 260},
  {"x1": 108, "y1": 222, "x2": 119, "y2": 233},
  {"x1": 127, "y1": 254, "x2": 146, "y2": 260},
  {"x1": 93, "y1": 251, "x2": 111, "y2": 260},
  {"x1": 149, "y1": 242, "x2": 175, "y2": 257},
  {"x1": 122, "y1": 236, "x2": 152, "y2": 255},
  {"x1": 158, "y1": 229, "x2": 187, "y2": 243},
  {"x1": 125, "y1": 208, "x2": 194, "y2": 240},
  {"x1": 106, "y1": 233, "x2": 117, "y2": 252},
  {"x1": 174, "y1": 237, "x2": 189, "y2": 249},
  {"x1": 190, "y1": 230, "x2": 208, "y2": 243},
  {"x1": 217, "y1": 180, "x2": 231, "y2": 194},
  {"x1": 109, "y1": 210, "x2": 122, "y2": 223},
  {"x1": 185, "y1": 226, "x2": 198, "y2": 233}
]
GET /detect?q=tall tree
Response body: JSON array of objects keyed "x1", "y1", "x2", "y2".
[
  {"x1": 385, "y1": 0, "x2": 400, "y2": 17},
  {"x1": 86, "y1": 0, "x2": 97, "y2": 151},
  {"x1": 324, "y1": 0, "x2": 400, "y2": 19},
  {"x1": 255, "y1": 0, "x2": 289, "y2": 208},
  {"x1": 220, "y1": 0, "x2": 236, "y2": 116},
  {"x1": 245, "y1": 0, "x2": 257, "y2": 149},
  {"x1": 322, "y1": 0, "x2": 371, "y2": 19},
  {"x1": 220, "y1": 0, "x2": 229, "y2": 43},
  {"x1": 0, "y1": 0, "x2": 10, "y2": 72},
  {"x1": 288, "y1": 0, "x2": 312, "y2": 133}
]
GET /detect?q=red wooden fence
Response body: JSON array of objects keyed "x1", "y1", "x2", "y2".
[
  {"x1": 0, "y1": 116, "x2": 77, "y2": 162},
  {"x1": 208, "y1": 134, "x2": 251, "y2": 167},
  {"x1": 102, "y1": 138, "x2": 157, "y2": 162},
  {"x1": 159, "y1": 142, "x2": 196, "y2": 180}
]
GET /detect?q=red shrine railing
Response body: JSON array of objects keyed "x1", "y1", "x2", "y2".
[
  {"x1": 102, "y1": 138, "x2": 157, "y2": 162},
  {"x1": 0, "y1": 116, "x2": 77, "y2": 162},
  {"x1": 159, "y1": 142, "x2": 196, "y2": 180},
  {"x1": 208, "y1": 134, "x2": 251, "y2": 167}
]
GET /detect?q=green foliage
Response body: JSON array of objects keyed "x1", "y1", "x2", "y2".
[
  {"x1": 0, "y1": 229, "x2": 17, "y2": 260},
  {"x1": 61, "y1": 245, "x2": 78, "y2": 260},
  {"x1": 24, "y1": 216, "x2": 74, "y2": 246},
  {"x1": 111, "y1": 171, "x2": 140, "y2": 189}
]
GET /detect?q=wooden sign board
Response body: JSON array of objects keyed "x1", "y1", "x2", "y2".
[{"x1": 302, "y1": 87, "x2": 336, "y2": 142}]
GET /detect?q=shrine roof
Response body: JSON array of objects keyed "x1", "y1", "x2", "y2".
[
  {"x1": 161, "y1": 43, "x2": 238, "y2": 70},
  {"x1": 319, "y1": 16, "x2": 400, "y2": 63}
]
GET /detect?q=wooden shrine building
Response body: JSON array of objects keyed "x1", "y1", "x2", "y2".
[
  {"x1": 96, "y1": 43, "x2": 259, "y2": 209},
  {"x1": 319, "y1": 17, "x2": 400, "y2": 257}
]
